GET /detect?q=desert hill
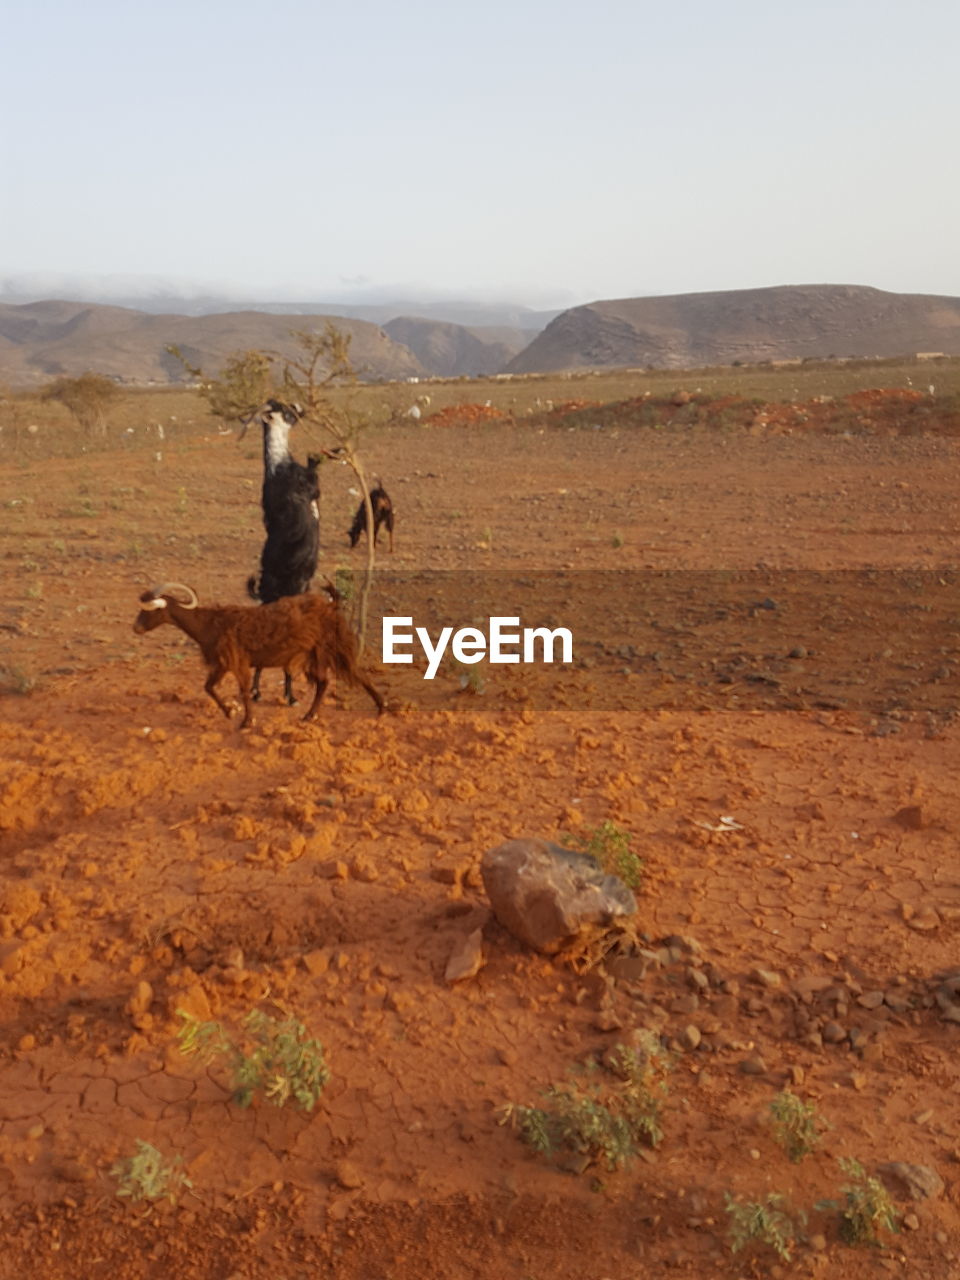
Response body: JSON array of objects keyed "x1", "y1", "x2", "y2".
[
  {"x1": 0, "y1": 301, "x2": 425, "y2": 387},
  {"x1": 383, "y1": 316, "x2": 529, "y2": 377},
  {"x1": 506, "y1": 284, "x2": 960, "y2": 373}
]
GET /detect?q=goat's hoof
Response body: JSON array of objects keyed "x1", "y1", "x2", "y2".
[{"x1": 251, "y1": 691, "x2": 261, "y2": 703}]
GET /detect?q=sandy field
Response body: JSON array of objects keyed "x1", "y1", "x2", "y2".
[{"x1": 1, "y1": 400, "x2": 960, "y2": 1278}]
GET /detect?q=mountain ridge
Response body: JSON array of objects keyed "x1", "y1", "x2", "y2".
[{"x1": 506, "y1": 284, "x2": 960, "y2": 373}]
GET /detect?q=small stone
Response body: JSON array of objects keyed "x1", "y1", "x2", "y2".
[
  {"x1": 876, "y1": 1162, "x2": 945, "y2": 1201},
  {"x1": 431, "y1": 866, "x2": 462, "y2": 885},
  {"x1": 894, "y1": 805, "x2": 923, "y2": 830},
  {"x1": 594, "y1": 1009, "x2": 623, "y2": 1032},
  {"x1": 679, "y1": 1024, "x2": 701, "y2": 1051},
  {"x1": 793, "y1": 974, "x2": 834, "y2": 999},
  {"x1": 858, "y1": 990, "x2": 886, "y2": 1009},
  {"x1": 739, "y1": 1055, "x2": 767, "y2": 1076},
  {"x1": 906, "y1": 907, "x2": 941, "y2": 932},
  {"x1": 302, "y1": 949, "x2": 330, "y2": 978},
  {"x1": 751, "y1": 968, "x2": 782, "y2": 989},
  {"x1": 351, "y1": 857, "x2": 379, "y2": 883},
  {"x1": 126, "y1": 980, "x2": 153, "y2": 1017},
  {"x1": 334, "y1": 1160, "x2": 363, "y2": 1190},
  {"x1": 444, "y1": 927, "x2": 484, "y2": 984},
  {"x1": 608, "y1": 954, "x2": 651, "y2": 983},
  {"x1": 788, "y1": 1064, "x2": 805, "y2": 1086},
  {"x1": 822, "y1": 1021, "x2": 847, "y2": 1044},
  {"x1": 808, "y1": 1233, "x2": 827, "y2": 1252},
  {"x1": 902, "y1": 1213, "x2": 920, "y2": 1231},
  {"x1": 317, "y1": 859, "x2": 349, "y2": 880}
]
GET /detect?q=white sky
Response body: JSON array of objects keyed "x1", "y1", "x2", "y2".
[{"x1": 3, "y1": 0, "x2": 958, "y2": 308}]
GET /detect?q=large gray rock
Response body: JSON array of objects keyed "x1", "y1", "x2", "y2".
[{"x1": 481, "y1": 838, "x2": 637, "y2": 955}]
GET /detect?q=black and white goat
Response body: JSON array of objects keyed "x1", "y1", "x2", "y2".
[
  {"x1": 348, "y1": 480, "x2": 395, "y2": 553},
  {"x1": 243, "y1": 399, "x2": 323, "y2": 704}
]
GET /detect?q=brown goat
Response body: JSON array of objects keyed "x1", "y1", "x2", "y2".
[{"x1": 133, "y1": 583, "x2": 384, "y2": 729}]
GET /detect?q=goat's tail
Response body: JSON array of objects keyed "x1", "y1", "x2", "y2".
[
  {"x1": 246, "y1": 575, "x2": 261, "y2": 602},
  {"x1": 328, "y1": 610, "x2": 385, "y2": 714}
]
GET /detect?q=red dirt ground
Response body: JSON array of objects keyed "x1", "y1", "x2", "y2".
[{"x1": 2, "y1": 403, "x2": 960, "y2": 1278}]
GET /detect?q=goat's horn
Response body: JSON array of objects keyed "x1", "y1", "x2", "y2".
[{"x1": 152, "y1": 582, "x2": 198, "y2": 608}]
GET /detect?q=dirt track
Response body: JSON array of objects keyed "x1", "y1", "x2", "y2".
[{"x1": 2, "y1": 410, "x2": 960, "y2": 1277}]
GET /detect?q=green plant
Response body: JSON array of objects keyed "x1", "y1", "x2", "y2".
[
  {"x1": 177, "y1": 1008, "x2": 330, "y2": 1111},
  {"x1": 333, "y1": 566, "x2": 356, "y2": 603},
  {"x1": 456, "y1": 661, "x2": 486, "y2": 695},
  {"x1": 725, "y1": 1192, "x2": 801, "y2": 1262},
  {"x1": 500, "y1": 1035, "x2": 670, "y2": 1172},
  {"x1": 167, "y1": 346, "x2": 274, "y2": 424},
  {"x1": 111, "y1": 1140, "x2": 192, "y2": 1204},
  {"x1": 561, "y1": 819, "x2": 643, "y2": 889},
  {"x1": 769, "y1": 1090, "x2": 826, "y2": 1162},
  {"x1": 818, "y1": 1158, "x2": 899, "y2": 1246},
  {"x1": 611, "y1": 532, "x2": 624, "y2": 549}
]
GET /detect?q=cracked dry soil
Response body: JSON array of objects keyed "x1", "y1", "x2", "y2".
[{"x1": 1, "y1": 410, "x2": 960, "y2": 1278}]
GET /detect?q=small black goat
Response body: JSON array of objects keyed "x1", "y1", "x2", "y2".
[
  {"x1": 133, "y1": 583, "x2": 384, "y2": 729},
  {"x1": 242, "y1": 398, "x2": 323, "y2": 704},
  {"x1": 348, "y1": 481, "x2": 394, "y2": 553}
]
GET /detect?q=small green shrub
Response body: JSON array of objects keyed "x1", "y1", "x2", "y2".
[
  {"x1": 111, "y1": 1140, "x2": 192, "y2": 1204},
  {"x1": 818, "y1": 1157, "x2": 899, "y2": 1246},
  {"x1": 455, "y1": 661, "x2": 486, "y2": 695},
  {"x1": 562, "y1": 819, "x2": 643, "y2": 889},
  {"x1": 333, "y1": 566, "x2": 356, "y2": 603},
  {"x1": 769, "y1": 1089, "x2": 826, "y2": 1162},
  {"x1": 725, "y1": 1191, "x2": 801, "y2": 1261},
  {"x1": 500, "y1": 1034, "x2": 670, "y2": 1171},
  {"x1": 177, "y1": 1008, "x2": 330, "y2": 1111}
]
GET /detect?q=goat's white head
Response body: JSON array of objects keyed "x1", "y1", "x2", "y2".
[{"x1": 238, "y1": 398, "x2": 303, "y2": 441}]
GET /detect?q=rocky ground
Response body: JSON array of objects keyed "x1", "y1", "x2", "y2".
[{"x1": 1, "y1": 404, "x2": 959, "y2": 1277}]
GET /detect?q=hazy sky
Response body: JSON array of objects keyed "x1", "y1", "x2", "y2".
[{"x1": 3, "y1": 0, "x2": 958, "y2": 307}]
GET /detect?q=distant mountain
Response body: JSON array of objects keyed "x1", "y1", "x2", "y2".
[
  {"x1": 506, "y1": 284, "x2": 960, "y2": 373},
  {"x1": 0, "y1": 301, "x2": 425, "y2": 387},
  {"x1": 0, "y1": 281, "x2": 561, "y2": 332},
  {"x1": 383, "y1": 316, "x2": 529, "y2": 377}
]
